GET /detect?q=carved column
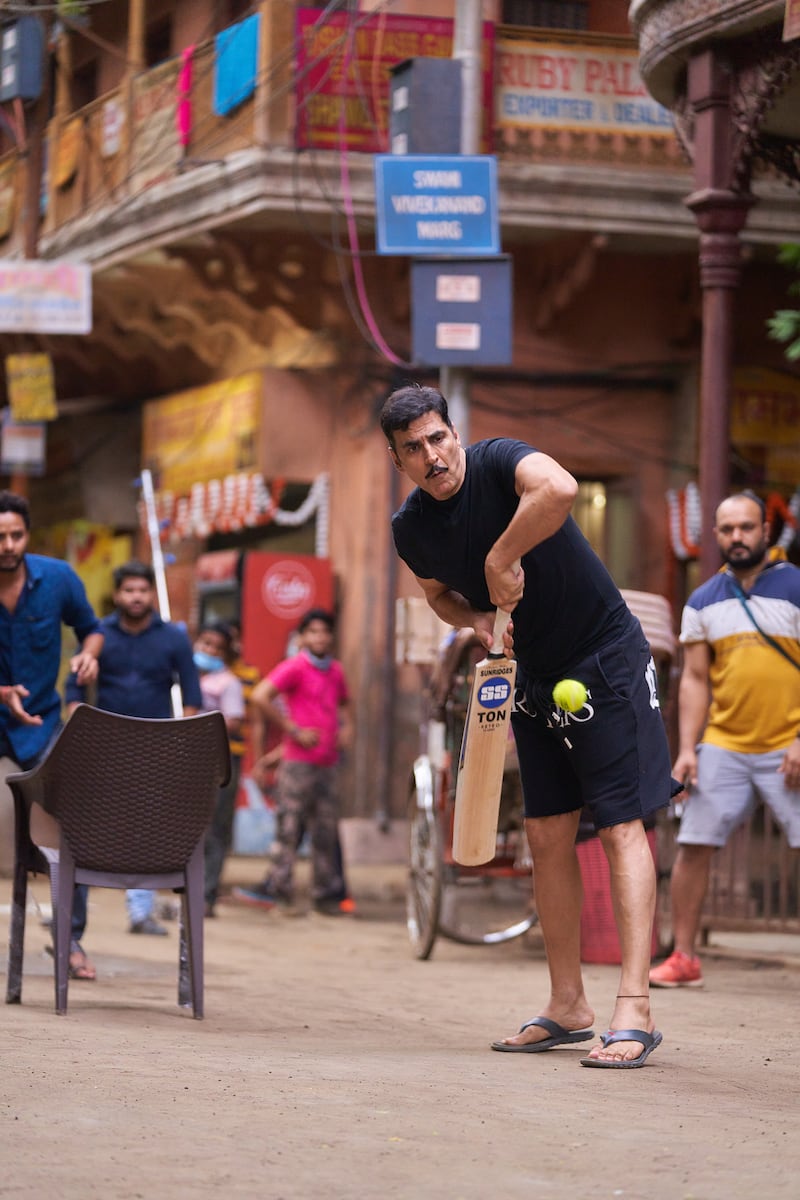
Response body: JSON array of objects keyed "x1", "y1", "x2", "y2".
[{"x1": 684, "y1": 49, "x2": 754, "y2": 578}]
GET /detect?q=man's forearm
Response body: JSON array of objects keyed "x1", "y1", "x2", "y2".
[
  {"x1": 425, "y1": 587, "x2": 483, "y2": 629},
  {"x1": 81, "y1": 632, "x2": 104, "y2": 659},
  {"x1": 677, "y1": 676, "x2": 711, "y2": 752}
]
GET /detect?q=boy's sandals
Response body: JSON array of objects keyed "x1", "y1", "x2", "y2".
[
  {"x1": 68, "y1": 943, "x2": 96, "y2": 981},
  {"x1": 45, "y1": 940, "x2": 97, "y2": 981}
]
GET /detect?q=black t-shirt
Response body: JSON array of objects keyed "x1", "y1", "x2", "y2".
[{"x1": 392, "y1": 438, "x2": 633, "y2": 678}]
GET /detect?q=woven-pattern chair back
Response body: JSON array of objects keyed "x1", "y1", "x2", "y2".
[{"x1": 38, "y1": 707, "x2": 230, "y2": 874}]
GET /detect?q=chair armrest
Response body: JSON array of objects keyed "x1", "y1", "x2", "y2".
[{"x1": 6, "y1": 765, "x2": 45, "y2": 813}]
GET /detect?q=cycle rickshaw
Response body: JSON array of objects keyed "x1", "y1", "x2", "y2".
[
  {"x1": 404, "y1": 618, "x2": 536, "y2": 959},
  {"x1": 402, "y1": 591, "x2": 677, "y2": 961}
]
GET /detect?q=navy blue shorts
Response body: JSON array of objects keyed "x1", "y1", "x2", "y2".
[{"x1": 510, "y1": 626, "x2": 673, "y2": 829}]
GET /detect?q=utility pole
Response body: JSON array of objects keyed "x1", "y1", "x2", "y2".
[
  {"x1": 440, "y1": 0, "x2": 483, "y2": 443},
  {"x1": 12, "y1": 13, "x2": 52, "y2": 497}
]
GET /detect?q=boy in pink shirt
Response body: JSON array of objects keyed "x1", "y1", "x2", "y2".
[{"x1": 232, "y1": 609, "x2": 353, "y2": 913}]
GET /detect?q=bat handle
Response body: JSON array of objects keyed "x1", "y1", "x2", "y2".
[
  {"x1": 490, "y1": 607, "x2": 512, "y2": 655},
  {"x1": 489, "y1": 558, "x2": 519, "y2": 655}
]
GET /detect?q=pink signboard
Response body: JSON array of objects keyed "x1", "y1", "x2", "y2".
[{"x1": 295, "y1": 8, "x2": 494, "y2": 153}]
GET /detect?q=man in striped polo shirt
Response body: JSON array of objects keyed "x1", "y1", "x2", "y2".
[{"x1": 650, "y1": 492, "x2": 800, "y2": 988}]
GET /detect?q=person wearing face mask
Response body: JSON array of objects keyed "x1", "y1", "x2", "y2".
[
  {"x1": 229, "y1": 608, "x2": 353, "y2": 915},
  {"x1": 194, "y1": 622, "x2": 245, "y2": 916}
]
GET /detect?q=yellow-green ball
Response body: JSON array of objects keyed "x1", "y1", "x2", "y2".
[{"x1": 552, "y1": 678, "x2": 588, "y2": 713}]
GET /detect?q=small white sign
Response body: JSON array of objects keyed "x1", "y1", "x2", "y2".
[
  {"x1": 392, "y1": 85, "x2": 408, "y2": 112},
  {"x1": 436, "y1": 322, "x2": 481, "y2": 351},
  {"x1": 436, "y1": 275, "x2": 481, "y2": 303},
  {"x1": 0, "y1": 416, "x2": 46, "y2": 475},
  {"x1": 102, "y1": 98, "x2": 124, "y2": 158}
]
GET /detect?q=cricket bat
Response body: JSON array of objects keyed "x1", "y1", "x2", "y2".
[{"x1": 451, "y1": 604, "x2": 517, "y2": 866}]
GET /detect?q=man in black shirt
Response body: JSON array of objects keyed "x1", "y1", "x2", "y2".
[{"x1": 382, "y1": 385, "x2": 673, "y2": 1069}]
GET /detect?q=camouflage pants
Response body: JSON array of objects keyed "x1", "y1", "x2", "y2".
[{"x1": 266, "y1": 760, "x2": 343, "y2": 903}]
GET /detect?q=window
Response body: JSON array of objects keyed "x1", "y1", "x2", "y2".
[
  {"x1": 72, "y1": 59, "x2": 98, "y2": 110},
  {"x1": 573, "y1": 481, "x2": 607, "y2": 561},
  {"x1": 216, "y1": 0, "x2": 253, "y2": 32},
  {"x1": 145, "y1": 18, "x2": 172, "y2": 67},
  {"x1": 502, "y1": 1, "x2": 589, "y2": 29},
  {"x1": 574, "y1": 480, "x2": 635, "y2": 588}
]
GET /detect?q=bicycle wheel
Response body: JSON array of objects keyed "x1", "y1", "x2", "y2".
[
  {"x1": 406, "y1": 765, "x2": 444, "y2": 960},
  {"x1": 438, "y1": 874, "x2": 538, "y2": 945}
]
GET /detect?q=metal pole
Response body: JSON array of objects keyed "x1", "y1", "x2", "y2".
[
  {"x1": 453, "y1": 0, "x2": 483, "y2": 157},
  {"x1": 140, "y1": 469, "x2": 184, "y2": 717},
  {"x1": 439, "y1": 365, "x2": 471, "y2": 440},
  {"x1": 140, "y1": 469, "x2": 171, "y2": 618},
  {"x1": 439, "y1": 0, "x2": 484, "y2": 445}
]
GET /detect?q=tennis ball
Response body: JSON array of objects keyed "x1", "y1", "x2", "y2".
[{"x1": 552, "y1": 678, "x2": 588, "y2": 713}]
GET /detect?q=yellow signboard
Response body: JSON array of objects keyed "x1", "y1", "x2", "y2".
[
  {"x1": 55, "y1": 116, "x2": 83, "y2": 188},
  {"x1": 0, "y1": 159, "x2": 16, "y2": 240},
  {"x1": 141, "y1": 373, "x2": 262, "y2": 496},
  {"x1": 732, "y1": 366, "x2": 800, "y2": 485},
  {"x1": 6, "y1": 353, "x2": 57, "y2": 420},
  {"x1": 732, "y1": 367, "x2": 800, "y2": 446}
]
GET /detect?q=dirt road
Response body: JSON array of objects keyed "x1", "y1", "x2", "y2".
[{"x1": 2, "y1": 859, "x2": 799, "y2": 1199}]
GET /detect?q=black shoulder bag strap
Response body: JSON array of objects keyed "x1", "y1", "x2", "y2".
[{"x1": 727, "y1": 574, "x2": 800, "y2": 675}]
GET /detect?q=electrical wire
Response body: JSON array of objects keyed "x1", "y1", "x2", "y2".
[
  {"x1": 334, "y1": 1, "x2": 410, "y2": 367},
  {"x1": 32, "y1": 0, "x2": 400, "y2": 236}
]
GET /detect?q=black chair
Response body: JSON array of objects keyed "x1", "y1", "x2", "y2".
[{"x1": 5, "y1": 705, "x2": 230, "y2": 1017}]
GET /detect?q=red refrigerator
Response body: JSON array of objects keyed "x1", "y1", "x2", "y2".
[{"x1": 234, "y1": 552, "x2": 334, "y2": 853}]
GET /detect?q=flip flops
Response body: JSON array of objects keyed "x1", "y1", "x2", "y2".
[
  {"x1": 580, "y1": 1028, "x2": 662, "y2": 1069},
  {"x1": 491, "y1": 1016, "x2": 595, "y2": 1053},
  {"x1": 45, "y1": 940, "x2": 97, "y2": 981}
]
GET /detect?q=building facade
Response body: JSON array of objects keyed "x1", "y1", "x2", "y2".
[{"x1": 1, "y1": 0, "x2": 799, "y2": 822}]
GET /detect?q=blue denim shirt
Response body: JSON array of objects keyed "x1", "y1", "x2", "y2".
[
  {"x1": 0, "y1": 554, "x2": 101, "y2": 764},
  {"x1": 64, "y1": 611, "x2": 203, "y2": 717}
]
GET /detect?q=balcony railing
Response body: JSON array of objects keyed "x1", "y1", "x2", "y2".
[{"x1": 0, "y1": 16, "x2": 688, "y2": 258}]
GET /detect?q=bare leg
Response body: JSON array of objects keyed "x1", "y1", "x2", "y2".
[
  {"x1": 583, "y1": 820, "x2": 656, "y2": 1064},
  {"x1": 497, "y1": 810, "x2": 594, "y2": 1047},
  {"x1": 668, "y1": 843, "x2": 715, "y2": 956}
]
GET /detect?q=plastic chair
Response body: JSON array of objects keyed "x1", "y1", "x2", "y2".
[{"x1": 5, "y1": 705, "x2": 230, "y2": 1018}]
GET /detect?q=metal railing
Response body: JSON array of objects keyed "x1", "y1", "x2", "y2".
[{"x1": 656, "y1": 806, "x2": 800, "y2": 949}]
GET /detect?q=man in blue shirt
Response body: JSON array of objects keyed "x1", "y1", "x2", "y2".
[
  {"x1": 0, "y1": 490, "x2": 103, "y2": 981},
  {"x1": 66, "y1": 560, "x2": 202, "y2": 934}
]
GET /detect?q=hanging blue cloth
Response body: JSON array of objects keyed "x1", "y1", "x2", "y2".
[{"x1": 213, "y1": 13, "x2": 260, "y2": 117}]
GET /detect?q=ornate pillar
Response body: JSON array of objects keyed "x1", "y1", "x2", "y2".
[{"x1": 684, "y1": 49, "x2": 754, "y2": 578}]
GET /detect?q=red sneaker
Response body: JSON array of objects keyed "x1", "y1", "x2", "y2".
[{"x1": 649, "y1": 950, "x2": 704, "y2": 988}]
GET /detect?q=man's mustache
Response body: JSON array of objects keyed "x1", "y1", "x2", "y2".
[{"x1": 426, "y1": 465, "x2": 447, "y2": 480}]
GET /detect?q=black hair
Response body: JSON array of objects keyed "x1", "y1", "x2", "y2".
[
  {"x1": 0, "y1": 490, "x2": 30, "y2": 530},
  {"x1": 297, "y1": 608, "x2": 335, "y2": 634},
  {"x1": 379, "y1": 384, "x2": 452, "y2": 448},
  {"x1": 113, "y1": 560, "x2": 155, "y2": 589},
  {"x1": 198, "y1": 621, "x2": 234, "y2": 655}
]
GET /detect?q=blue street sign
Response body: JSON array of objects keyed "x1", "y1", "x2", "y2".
[{"x1": 374, "y1": 155, "x2": 500, "y2": 256}]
